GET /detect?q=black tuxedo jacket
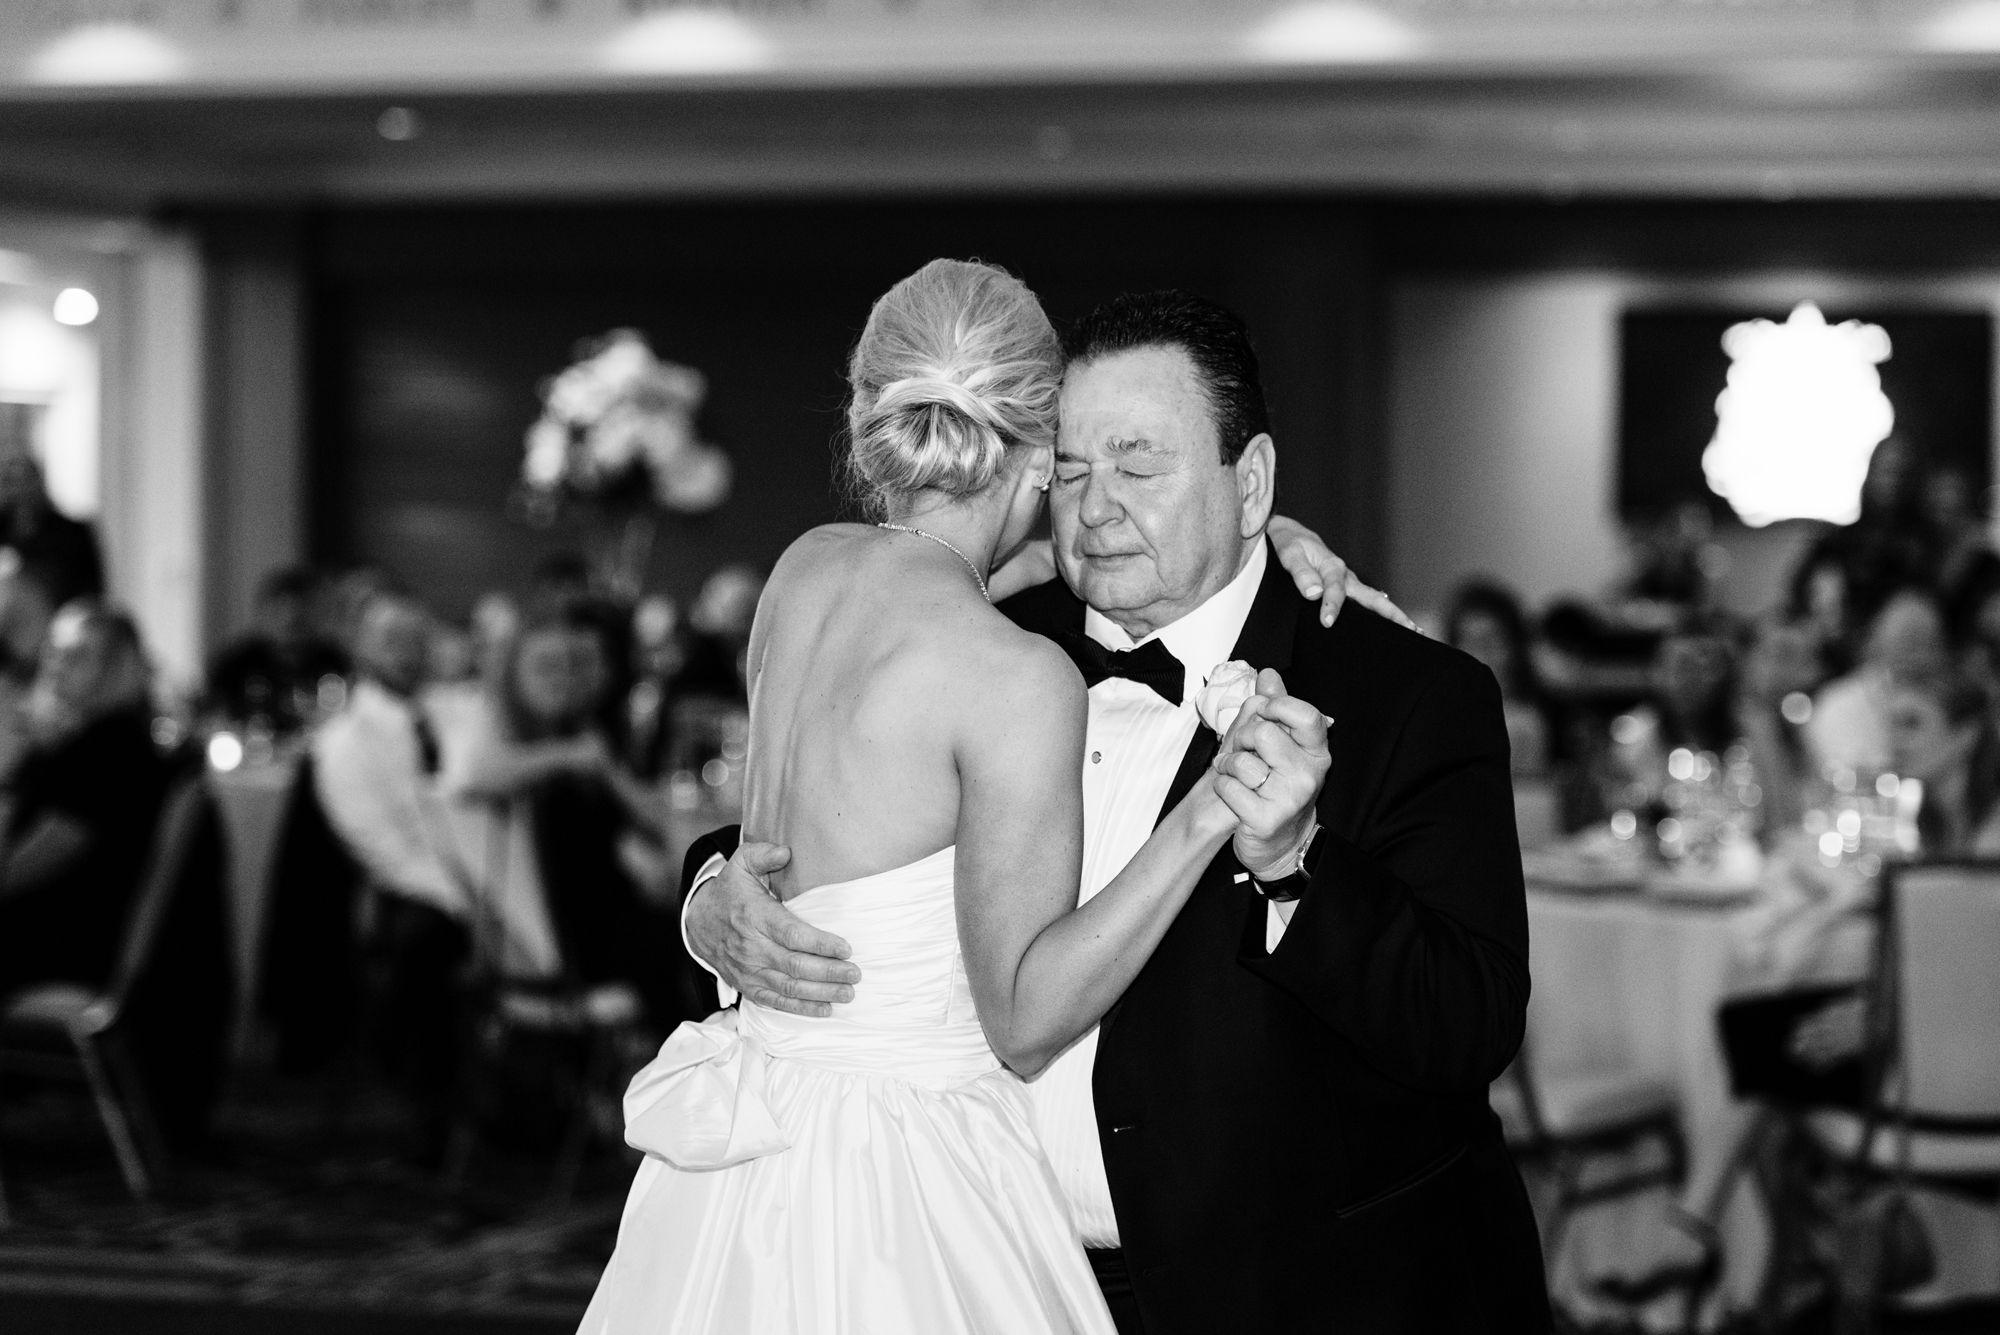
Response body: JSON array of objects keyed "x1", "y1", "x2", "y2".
[{"x1": 683, "y1": 545, "x2": 1549, "y2": 1334}]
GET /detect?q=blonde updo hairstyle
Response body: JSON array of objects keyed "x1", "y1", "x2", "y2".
[{"x1": 845, "y1": 259, "x2": 1062, "y2": 520}]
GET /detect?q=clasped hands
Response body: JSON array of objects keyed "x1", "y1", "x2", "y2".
[
  {"x1": 684, "y1": 668, "x2": 1329, "y2": 1018},
  {"x1": 1207, "y1": 667, "x2": 1331, "y2": 881}
]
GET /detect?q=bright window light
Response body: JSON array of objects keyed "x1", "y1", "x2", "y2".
[
  {"x1": 601, "y1": 11, "x2": 772, "y2": 75},
  {"x1": 1701, "y1": 302, "x2": 1894, "y2": 528},
  {"x1": 52, "y1": 288, "x2": 97, "y2": 327},
  {"x1": 29, "y1": 23, "x2": 187, "y2": 86},
  {"x1": 1245, "y1": 2, "x2": 1423, "y2": 63}
]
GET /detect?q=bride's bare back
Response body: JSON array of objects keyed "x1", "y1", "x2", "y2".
[{"x1": 742, "y1": 523, "x2": 1082, "y2": 900}]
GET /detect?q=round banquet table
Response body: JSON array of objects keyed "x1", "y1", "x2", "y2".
[
  {"x1": 1525, "y1": 885, "x2": 1769, "y2": 1318},
  {"x1": 1527, "y1": 868, "x2": 2000, "y2": 1324}
]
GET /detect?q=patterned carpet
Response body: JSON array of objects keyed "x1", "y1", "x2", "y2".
[{"x1": 0, "y1": 1074, "x2": 623, "y2": 1330}]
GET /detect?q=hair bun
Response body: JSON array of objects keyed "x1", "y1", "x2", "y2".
[{"x1": 844, "y1": 260, "x2": 1061, "y2": 516}]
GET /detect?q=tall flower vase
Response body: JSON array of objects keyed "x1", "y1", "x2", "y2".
[{"x1": 590, "y1": 512, "x2": 657, "y2": 602}]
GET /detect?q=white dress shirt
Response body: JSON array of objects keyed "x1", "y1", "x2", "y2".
[
  {"x1": 315, "y1": 678, "x2": 563, "y2": 979},
  {"x1": 686, "y1": 541, "x2": 1288, "y2": 1249},
  {"x1": 1028, "y1": 540, "x2": 1278, "y2": 1247}
]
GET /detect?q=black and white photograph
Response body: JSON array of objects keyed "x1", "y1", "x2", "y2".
[{"x1": 2, "y1": 2, "x2": 2000, "y2": 1333}]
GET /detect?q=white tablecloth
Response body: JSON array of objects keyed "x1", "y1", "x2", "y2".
[
  {"x1": 1527, "y1": 878, "x2": 2000, "y2": 1320},
  {"x1": 1526, "y1": 888, "x2": 1769, "y2": 1315}
]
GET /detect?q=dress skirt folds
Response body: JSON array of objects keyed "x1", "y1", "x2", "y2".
[{"x1": 579, "y1": 846, "x2": 1116, "y2": 1335}]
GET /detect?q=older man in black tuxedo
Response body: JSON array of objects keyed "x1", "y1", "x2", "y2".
[{"x1": 682, "y1": 291, "x2": 1547, "y2": 1333}]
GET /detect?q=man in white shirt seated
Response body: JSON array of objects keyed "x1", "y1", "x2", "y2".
[{"x1": 1806, "y1": 586, "x2": 1949, "y2": 779}]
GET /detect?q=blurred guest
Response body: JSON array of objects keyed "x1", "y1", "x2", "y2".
[
  {"x1": 625, "y1": 593, "x2": 684, "y2": 780},
  {"x1": 479, "y1": 605, "x2": 704, "y2": 1029},
  {"x1": 312, "y1": 589, "x2": 468, "y2": 1146},
  {"x1": 1926, "y1": 464, "x2": 1998, "y2": 615},
  {"x1": 205, "y1": 565, "x2": 349, "y2": 733},
  {"x1": 674, "y1": 563, "x2": 763, "y2": 703},
  {"x1": 427, "y1": 620, "x2": 477, "y2": 685},
  {"x1": 1625, "y1": 500, "x2": 1722, "y2": 609},
  {"x1": 0, "y1": 569, "x2": 57, "y2": 779},
  {"x1": 1887, "y1": 671, "x2": 2000, "y2": 856},
  {"x1": 469, "y1": 590, "x2": 522, "y2": 685},
  {"x1": 0, "y1": 603, "x2": 170, "y2": 1000},
  {"x1": 1445, "y1": 579, "x2": 1560, "y2": 776},
  {"x1": 1599, "y1": 623, "x2": 1740, "y2": 815},
  {"x1": 1734, "y1": 617, "x2": 1827, "y2": 838},
  {"x1": 0, "y1": 454, "x2": 102, "y2": 610},
  {"x1": 1787, "y1": 436, "x2": 1934, "y2": 663},
  {"x1": 1805, "y1": 587, "x2": 1949, "y2": 777}
]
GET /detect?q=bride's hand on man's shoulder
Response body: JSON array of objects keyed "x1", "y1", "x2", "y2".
[
  {"x1": 1267, "y1": 515, "x2": 1421, "y2": 634},
  {"x1": 687, "y1": 842, "x2": 863, "y2": 1018}
]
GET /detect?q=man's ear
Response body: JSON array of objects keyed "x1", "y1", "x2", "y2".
[{"x1": 1234, "y1": 434, "x2": 1277, "y2": 538}]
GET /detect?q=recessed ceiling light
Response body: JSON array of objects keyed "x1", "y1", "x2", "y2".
[
  {"x1": 29, "y1": 23, "x2": 187, "y2": 86},
  {"x1": 601, "y1": 10, "x2": 773, "y2": 75},
  {"x1": 1244, "y1": 3, "x2": 1424, "y2": 64},
  {"x1": 52, "y1": 288, "x2": 99, "y2": 327}
]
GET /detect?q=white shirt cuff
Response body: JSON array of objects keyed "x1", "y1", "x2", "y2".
[
  {"x1": 1265, "y1": 898, "x2": 1298, "y2": 954},
  {"x1": 681, "y1": 852, "x2": 738, "y2": 1008}
]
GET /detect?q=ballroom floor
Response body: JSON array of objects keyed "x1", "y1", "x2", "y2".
[{"x1": 0, "y1": 1072, "x2": 622, "y2": 1330}]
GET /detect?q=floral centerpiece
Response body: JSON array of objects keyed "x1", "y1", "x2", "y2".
[{"x1": 517, "y1": 329, "x2": 732, "y2": 595}]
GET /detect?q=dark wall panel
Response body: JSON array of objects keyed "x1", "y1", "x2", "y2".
[{"x1": 306, "y1": 198, "x2": 1381, "y2": 618}]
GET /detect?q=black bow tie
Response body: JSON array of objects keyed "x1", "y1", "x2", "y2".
[{"x1": 1059, "y1": 633, "x2": 1185, "y2": 707}]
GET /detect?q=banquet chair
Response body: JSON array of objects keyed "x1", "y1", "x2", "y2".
[
  {"x1": 1803, "y1": 860, "x2": 2000, "y2": 1330},
  {"x1": 0, "y1": 775, "x2": 210, "y2": 1206},
  {"x1": 1492, "y1": 1038, "x2": 1698, "y2": 1325}
]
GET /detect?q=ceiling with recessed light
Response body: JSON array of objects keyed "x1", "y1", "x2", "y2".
[{"x1": 7, "y1": 1, "x2": 2000, "y2": 207}]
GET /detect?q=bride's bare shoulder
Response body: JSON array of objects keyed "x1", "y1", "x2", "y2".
[{"x1": 947, "y1": 611, "x2": 1086, "y2": 722}]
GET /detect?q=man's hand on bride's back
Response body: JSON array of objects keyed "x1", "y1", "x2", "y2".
[{"x1": 686, "y1": 842, "x2": 862, "y2": 1018}]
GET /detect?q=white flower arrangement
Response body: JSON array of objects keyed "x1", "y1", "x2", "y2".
[{"x1": 520, "y1": 329, "x2": 732, "y2": 519}]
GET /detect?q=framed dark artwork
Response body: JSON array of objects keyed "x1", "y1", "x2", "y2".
[{"x1": 1618, "y1": 307, "x2": 1993, "y2": 523}]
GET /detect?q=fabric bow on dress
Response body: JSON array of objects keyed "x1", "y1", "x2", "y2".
[{"x1": 623, "y1": 1011, "x2": 792, "y2": 1170}]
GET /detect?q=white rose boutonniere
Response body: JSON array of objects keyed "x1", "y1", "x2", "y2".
[{"x1": 1196, "y1": 661, "x2": 1260, "y2": 739}]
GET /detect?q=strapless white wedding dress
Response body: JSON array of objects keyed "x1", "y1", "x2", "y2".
[{"x1": 579, "y1": 845, "x2": 1115, "y2": 1335}]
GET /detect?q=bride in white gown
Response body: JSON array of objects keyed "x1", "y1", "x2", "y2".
[{"x1": 581, "y1": 260, "x2": 1256, "y2": 1335}]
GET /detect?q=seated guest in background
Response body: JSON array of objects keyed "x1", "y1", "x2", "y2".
[
  {"x1": 0, "y1": 603, "x2": 170, "y2": 1001},
  {"x1": 624, "y1": 593, "x2": 683, "y2": 781},
  {"x1": 313, "y1": 589, "x2": 470, "y2": 1151},
  {"x1": 0, "y1": 569, "x2": 57, "y2": 779},
  {"x1": 469, "y1": 590, "x2": 522, "y2": 686},
  {"x1": 479, "y1": 605, "x2": 704, "y2": 1030},
  {"x1": 1926, "y1": 464, "x2": 2000, "y2": 620},
  {"x1": 1735, "y1": 616, "x2": 1828, "y2": 838},
  {"x1": 205, "y1": 564, "x2": 349, "y2": 733},
  {"x1": 1887, "y1": 670, "x2": 2000, "y2": 856},
  {"x1": 0, "y1": 454, "x2": 102, "y2": 610},
  {"x1": 1805, "y1": 586, "x2": 1950, "y2": 777},
  {"x1": 1787, "y1": 435, "x2": 1934, "y2": 668},
  {"x1": 1600, "y1": 622, "x2": 1740, "y2": 810},
  {"x1": 1446, "y1": 579, "x2": 1561, "y2": 776}
]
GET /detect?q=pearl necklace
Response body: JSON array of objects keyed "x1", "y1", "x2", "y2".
[{"x1": 876, "y1": 523, "x2": 989, "y2": 602}]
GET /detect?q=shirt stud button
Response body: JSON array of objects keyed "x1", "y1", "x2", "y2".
[{"x1": 1091, "y1": 751, "x2": 1102, "y2": 763}]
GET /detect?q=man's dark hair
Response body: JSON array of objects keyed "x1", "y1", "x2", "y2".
[{"x1": 1062, "y1": 291, "x2": 1271, "y2": 464}]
